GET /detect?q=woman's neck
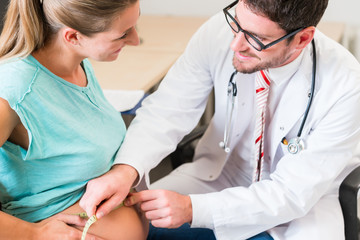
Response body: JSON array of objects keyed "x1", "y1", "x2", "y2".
[{"x1": 32, "y1": 36, "x2": 87, "y2": 87}]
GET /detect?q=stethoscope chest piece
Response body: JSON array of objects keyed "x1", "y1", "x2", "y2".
[
  {"x1": 219, "y1": 40, "x2": 316, "y2": 154},
  {"x1": 287, "y1": 137, "x2": 305, "y2": 154}
]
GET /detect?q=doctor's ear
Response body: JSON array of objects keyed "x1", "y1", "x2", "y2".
[
  {"x1": 293, "y1": 26, "x2": 316, "y2": 50},
  {"x1": 63, "y1": 27, "x2": 81, "y2": 46}
]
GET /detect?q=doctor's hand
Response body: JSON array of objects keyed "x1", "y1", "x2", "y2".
[
  {"x1": 79, "y1": 164, "x2": 139, "y2": 220},
  {"x1": 124, "y1": 189, "x2": 192, "y2": 228}
]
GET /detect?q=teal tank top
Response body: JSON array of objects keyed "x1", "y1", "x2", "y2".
[{"x1": 0, "y1": 56, "x2": 126, "y2": 222}]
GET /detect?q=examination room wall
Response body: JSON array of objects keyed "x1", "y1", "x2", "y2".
[
  {"x1": 141, "y1": 0, "x2": 360, "y2": 25},
  {"x1": 141, "y1": 0, "x2": 360, "y2": 60}
]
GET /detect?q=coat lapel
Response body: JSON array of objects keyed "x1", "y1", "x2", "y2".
[{"x1": 268, "y1": 50, "x2": 314, "y2": 160}]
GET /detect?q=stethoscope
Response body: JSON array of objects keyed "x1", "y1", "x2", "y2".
[{"x1": 219, "y1": 39, "x2": 317, "y2": 154}]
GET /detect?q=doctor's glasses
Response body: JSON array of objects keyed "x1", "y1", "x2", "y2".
[{"x1": 223, "y1": 0, "x2": 305, "y2": 52}]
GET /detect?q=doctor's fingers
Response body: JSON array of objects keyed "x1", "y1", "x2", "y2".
[
  {"x1": 125, "y1": 190, "x2": 166, "y2": 206},
  {"x1": 80, "y1": 176, "x2": 127, "y2": 219},
  {"x1": 95, "y1": 192, "x2": 128, "y2": 220},
  {"x1": 80, "y1": 179, "x2": 108, "y2": 217},
  {"x1": 150, "y1": 214, "x2": 185, "y2": 229},
  {"x1": 79, "y1": 194, "x2": 99, "y2": 218},
  {"x1": 144, "y1": 207, "x2": 171, "y2": 220}
]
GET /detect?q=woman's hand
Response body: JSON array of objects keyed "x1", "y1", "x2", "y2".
[
  {"x1": 124, "y1": 189, "x2": 193, "y2": 228},
  {"x1": 80, "y1": 164, "x2": 139, "y2": 220},
  {"x1": 33, "y1": 213, "x2": 103, "y2": 240}
]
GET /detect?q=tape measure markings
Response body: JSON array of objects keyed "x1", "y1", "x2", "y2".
[{"x1": 81, "y1": 215, "x2": 97, "y2": 240}]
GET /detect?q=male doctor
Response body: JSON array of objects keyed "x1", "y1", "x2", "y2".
[{"x1": 80, "y1": 0, "x2": 360, "y2": 239}]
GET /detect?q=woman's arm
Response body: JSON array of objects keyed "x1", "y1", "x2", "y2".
[
  {"x1": 0, "y1": 210, "x2": 105, "y2": 239},
  {"x1": 0, "y1": 211, "x2": 35, "y2": 239},
  {"x1": 40, "y1": 201, "x2": 148, "y2": 240},
  {"x1": 0, "y1": 97, "x2": 19, "y2": 147},
  {"x1": 0, "y1": 99, "x2": 107, "y2": 239}
]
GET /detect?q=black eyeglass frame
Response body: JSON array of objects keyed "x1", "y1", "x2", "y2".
[{"x1": 223, "y1": 0, "x2": 306, "y2": 52}]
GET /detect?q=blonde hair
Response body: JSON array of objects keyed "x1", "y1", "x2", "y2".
[{"x1": 0, "y1": 0, "x2": 138, "y2": 62}]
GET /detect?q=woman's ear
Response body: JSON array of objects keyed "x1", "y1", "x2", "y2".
[
  {"x1": 294, "y1": 26, "x2": 316, "y2": 50},
  {"x1": 63, "y1": 27, "x2": 80, "y2": 46}
]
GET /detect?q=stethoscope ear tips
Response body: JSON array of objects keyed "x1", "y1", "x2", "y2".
[{"x1": 219, "y1": 141, "x2": 231, "y2": 153}]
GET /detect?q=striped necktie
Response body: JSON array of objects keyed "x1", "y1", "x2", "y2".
[{"x1": 253, "y1": 70, "x2": 271, "y2": 182}]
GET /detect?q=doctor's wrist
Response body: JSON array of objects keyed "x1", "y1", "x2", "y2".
[{"x1": 111, "y1": 164, "x2": 139, "y2": 187}]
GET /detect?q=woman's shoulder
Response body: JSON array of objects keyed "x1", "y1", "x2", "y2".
[
  {"x1": 0, "y1": 56, "x2": 39, "y2": 83},
  {"x1": 0, "y1": 56, "x2": 39, "y2": 107}
]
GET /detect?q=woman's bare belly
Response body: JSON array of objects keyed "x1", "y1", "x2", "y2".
[{"x1": 46, "y1": 201, "x2": 148, "y2": 240}]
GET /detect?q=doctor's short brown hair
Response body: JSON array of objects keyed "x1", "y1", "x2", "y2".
[{"x1": 241, "y1": 0, "x2": 329, "y2": 33}]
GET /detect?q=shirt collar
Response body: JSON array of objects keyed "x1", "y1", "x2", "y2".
[{"x1": 265, "y1": 49, "x2": 305, "y2": 86}]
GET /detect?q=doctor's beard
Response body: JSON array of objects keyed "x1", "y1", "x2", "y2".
[{"x1": 232, "y1": 45, "x2": 294, "y2": 74}]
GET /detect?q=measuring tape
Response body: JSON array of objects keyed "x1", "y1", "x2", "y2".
[
  {"x1": 81, "y1": 215, "x2": 97, "y2": 240},
  {"x1": 75, "y1": 201, "x2": 125, "y2": 240}
]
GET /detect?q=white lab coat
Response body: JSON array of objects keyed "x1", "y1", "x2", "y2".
[{"x1": 115, "y1": 12, "x2": 360, "y2": 240}]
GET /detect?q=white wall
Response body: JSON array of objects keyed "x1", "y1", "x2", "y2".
[
  {"x1": 140, "y1": 0, "x2": 231, "y2": 17},
  {"x1": 140, "y1": 0, "x2": 360, "y2": 26},
  {"x1": 322, "y1": 0, "x2": 360, "y2": 26}
]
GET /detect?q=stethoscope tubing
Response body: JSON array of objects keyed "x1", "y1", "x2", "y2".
[
  {"x1": 220, "y1": 39, "x2": 317, "y2": 154},
  {"x1": 219, "y1": 70, "x2": 238, "y2": 152},
  {"x1": 296, "y1": 39, "x2": 316, "y2": 138}
]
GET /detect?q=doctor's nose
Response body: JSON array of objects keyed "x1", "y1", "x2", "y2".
[{"x1": 230, "y1": 31, "x2": 250, "y2": 52}]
